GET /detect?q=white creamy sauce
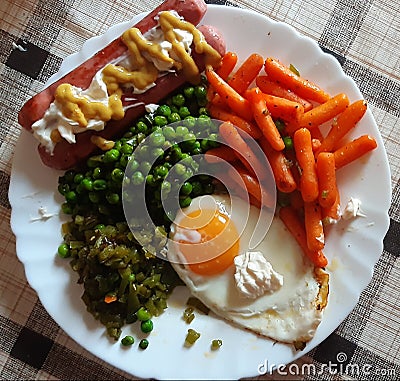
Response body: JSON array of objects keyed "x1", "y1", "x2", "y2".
[
  {"x1": 234, "y1": 251, "x2": 283, "y2": 299},
  {"x1": 342, "y1": 197, "x2": 365, "y2": 220},
  {"x1": 31, "y1": 70, "x2": 109, "y2": 154}
]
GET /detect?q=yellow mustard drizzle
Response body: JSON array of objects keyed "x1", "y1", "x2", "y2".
[
  {"x1": 52, "y1": 11, "x2": 221, "y2": 141},
  {"x1": 54, "y1": 84, "x2": 124, "y2": 128}
]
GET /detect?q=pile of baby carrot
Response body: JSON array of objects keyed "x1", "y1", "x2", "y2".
[{"x1": 204, "y1": 52, "x2": 378, "y2": 268}]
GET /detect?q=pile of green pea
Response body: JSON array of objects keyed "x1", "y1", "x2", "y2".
[{"x1": 57, "y1": 81, "x2": 222, "y2": 340}]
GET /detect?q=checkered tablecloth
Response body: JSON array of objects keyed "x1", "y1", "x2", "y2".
[{"x1": 0, "y1": 0, "x2": 399, "y2": 379}]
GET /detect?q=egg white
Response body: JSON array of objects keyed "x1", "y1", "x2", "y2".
[{"x1": 167, "y1": 194, "x2": 329, "y2": 344}]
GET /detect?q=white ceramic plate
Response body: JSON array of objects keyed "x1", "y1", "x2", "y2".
[{"x1": 10, "y1": 5, "x2": 391, "y2": 380}]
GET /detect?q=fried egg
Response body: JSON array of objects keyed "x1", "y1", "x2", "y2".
[{"x1": 167, "y1": 194, "x2": 329, "y2": 344}]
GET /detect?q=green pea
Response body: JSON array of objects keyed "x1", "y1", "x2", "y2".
[
  {"x1": 183, "y1": 86, "x2": 195, "y2": 98},
  {"x1": 208, "y1": 133, "x2": 219, "y2": 148},
  {"x1": 132, "y1": 171, "x2": 145, "y2": 185},
  {"x1": 156, "y1": 104, "x2": 171, "y2": 118},
  {"x1": 93, "y1": 179, "x2": 107, "y2": 191},
  {"x1": 274, "y1": 119, "x2": 285, "y2": 132},
  {"x1": 150, "y1": 132, "x2": 166, "y2": 147},
  {"x1": 139, "y1": 338, "x2": 149, "y2": 349},
  {"x1": 152, "y1": 147, "x2": 164, "y2": 160},
  {"x1": 191, "y1": 181, "x2": 203, "y2": 196},
  {"x1": 174, "y1": 164, "x2": 186, "y2": 176},
  {"x1": 92, "y1": 167, "x2": 102, "y2": 179},
  {"x1": 106, "y1": 192, "x2": 120, "y2": 205},
  {"x1": 111, "y1": 168, "x2": 124, "y2": 183},
  {"x1": 137, "y1": 307, "x2": 151, "y2": 321},
  {"x1": 168, "y1": 112, "x2": 181, "y2": 123},
  {"x1": 65, "y1": 191, "x2": 77, "y2": 203},
  {"x1": 184, "y1": 115, "x2": 196, "y2": 128},
  {"x1": 179, "y1": 196, "x2": 192, "y2": 208},
  {"x1": 176, "y1": 126, "x2": 189, "y2": 137},
  {"x1": 172, "y1": 94, "x2": 185, "y2": 107},
  {"x1": 198, "y1": 107, "x2": 209, "y2": 116},
  {"x1": 140, "y1": 161, "x2": 152, "y2": 174},
  {"x1": 161, "y1": 180, "x2": 171, "y2": 194},
  {"x1": 121, "y1": 144, "x2": 133, "y2": 155},
  {"x1": 74, "y1": 173, "x2": 84, "y2": 184},
  {"x1": 81, "y1": 178, "x2": 93, "y2": 191},
  {"x1": 192, "y1": 147, "x2": 202, "y2": 155},
  {"x1": 141, "y1": 320, "x2": 153, "y2": 333},
  {"x1": 57, "y1": 243, "x2": 70, "y2": 258},
  {"x1": 146, "y1": 174, "x2": 157, "y2": 187},
  {"x1": 180, "y1": 182, "x2": 193, "y2": 195},
  {"x1": 64, "y1": 170, "x2": 75, "y2": 183},
  {"x1": 121, "y1": 335, "x2": 134, "y2": 346},
  {"x1": 194, "y1": 85, "x2": 207, "y2": 105},
  {"x1": 154, "y1": 165, "x2": 168, "y2": 179},
  {"x1": 128, "y1": 159, "x2": 139, "y2": 173},
  {"x1": 154, "y1": 115, "x2": 168, "y2": 127},
  {"x1": 203, "y1": 182, "x2": 214, "y2": 195},
  {"x1": 162, "y1": 126, "x2": 176, "y2": 140},
  {"x1": 179, "y1": 106, "x2": 191, "y2": 119},
  {"x1": 103, "y1": 149, "x2": 120, "y2": 163},
  {"x1": 114, "y1": 140, "x2": 122, "y2": 151},
  {"x1": 61, "y1": 202, "x2": 73, "y2": 214},
  {"x1": 88, "y1": 192, "x2": 101, "y2": 203},
  {"x1": 58, "y1": 183, "x2": 70, "y2": 196},
  {"x1": 283, "y1": 136, "x2": 293, "y2": 150},
  {"x1": 197, "y1": 115, "x2": 212, "y2": 129},
  {"x1": 136, "y1": 121, "x2": 148, "y2": 134}
]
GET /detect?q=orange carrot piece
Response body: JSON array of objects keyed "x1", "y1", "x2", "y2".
[
  {"x1": 316, "y1": 152, "x2": 337, "y2": 209},
  {"x1": 205, "y1": 66, "x2": 253, "y2": 121},
  {"x1": 104, "y1": 294, "x2": 117, "y2": 304},
  {"x1": 216, "y1": 51, "x2": 238, "y2": 80},
  {"x1": 264, "y1": 57, "x2": 330, "y2": 103},
  {"x1": 229, "y1": 167, "x2": 273, "y2": 208},
  {"x1": 334, "y1": 135, "x2": 377, "y2": 169},
  {"x1": 256, "y1": 75, "x2": 313, "y2": 111},
  {"x1": 279, "y1": 205, "x2": 328, "y2": 268},
  {"x1": 204, "y1": 146, "x2": 238, "y2": 164},
  {"x1": 304, "y1": 200, "x2": 325, "y2": 252},
  {"x1": 294, "y1": 128, "x2": 319, "y2": 202},
  {"x1": 259, "y1": 136, "x2": 297, "y2": 193},
  {"x1": 208, "y1": 104, "x2": 262, "y2": 139},
  {"x1": 317, "y1": 99, "x2": 368, "y2": 154},
  {"x1": 228, "y1": 53, "x2": 264, "y2": 94},
  {"x1": 219, "y1": 121, "x2": 267, "y2": 180},
  {"x1": 299, "y1": 93, "x2": 350, "y2": 129},
  {"x1": 262, "y1": 93, "x2": 304, "y2": 122},
  {"x1": 321, "y1": 185, "x2": 341, "y2": 223},
  {"x1": 246, "y1": 87, "x2": 285, "y2": 151}
]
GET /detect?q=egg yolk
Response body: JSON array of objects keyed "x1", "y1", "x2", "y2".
[{"x1": 174, "y1": 208, "x2": 239, "y2": 276}]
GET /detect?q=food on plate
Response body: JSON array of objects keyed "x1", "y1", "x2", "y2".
[
  {"x1": 18, "y1": 0, "x2": 225, "y2": 170},
  {"x1": 18, "y1": 0, "x2": 379, "y2": 350},
  {"x1": 168, "y1": 194, "x2": 329, "y2": 345}
]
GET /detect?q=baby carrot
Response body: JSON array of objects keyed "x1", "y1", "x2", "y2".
[
  {"x1": 294, "y1": 128, "x2": 319, "y2": 202},
  {"x1": 334, "y1": 135, "x2": 377, "y2": 169},
  {"x1": 246, "y1": 87, "x2": 285, "y2": 151},
  {"x1": 262, "y1": 93, "x2": 304, "y2": 123},
  {"x1": 321, "y1": 186, "x2": 341, "y2": 223},
  {"x1": 228, "y1": 53, "x2": 264, "y2": 94},
  {"x1": 204, "y1": 146, "x2": 238, "y2": 164},
  {"x1": 216, "y1": 51, "x2": 238, "y2": 80},
  {"x1": 289, "y1": 189, "x2": 304, "y2": 210},
  {"x1": 219, "y1": 121, "x2": 267, "y2": 180},
  {"x1": 312, "y1": 138, "x2": 322, "y2": 152},
  {"x1": 316, "y1": 152, "x2": 337, "y2": 209},
  {"x1": 299, "y1": 93, "x2": 350, "y2": 129},
  {"x1": 205, "y1": 65, "x2": 253, "y2": 121},
  {"x1": 264, "y1": 57, "x2": 330, "y2": 104},
  {"x1": 304, "y1": 200, "x2": 325, "y2": 252},
  {"x1": 259, "y1": 136, "x2": 297, "y2": 193},
  {"x1": 317, "y1": 99, "x2": 368, "y2": 154},
  {"x1": 229, "y1": 167, "x2": 273, "y2": 208},
  {"x1": 208, "y1": 104, "x2": 262, "y2": 139},
  {"x1": 279, "y1": 205, "x2": 328, "y2": 268},
  {"x1": 256, "y1": 75, "x2": 313, "y2": 111}
]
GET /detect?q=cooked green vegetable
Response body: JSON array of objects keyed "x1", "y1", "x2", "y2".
[
  {"x1": 211, "y1": 339, "x2": 222, "y2": 350},
  {"x1": 121, "y1": 335, "x2": 134, "y2": 346},
  {"x1": 139, "y1": 338, "x2": 149, "y2": 349},
  {"x1": 184, "y1": 329, "x2": 201, "y2": 347},
  {"x1": 57, "y1": 82, "x2": 219, "y2": 340},
  {"x1": 141, "y1": 319, "x2": 153, "y2": 333}
]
